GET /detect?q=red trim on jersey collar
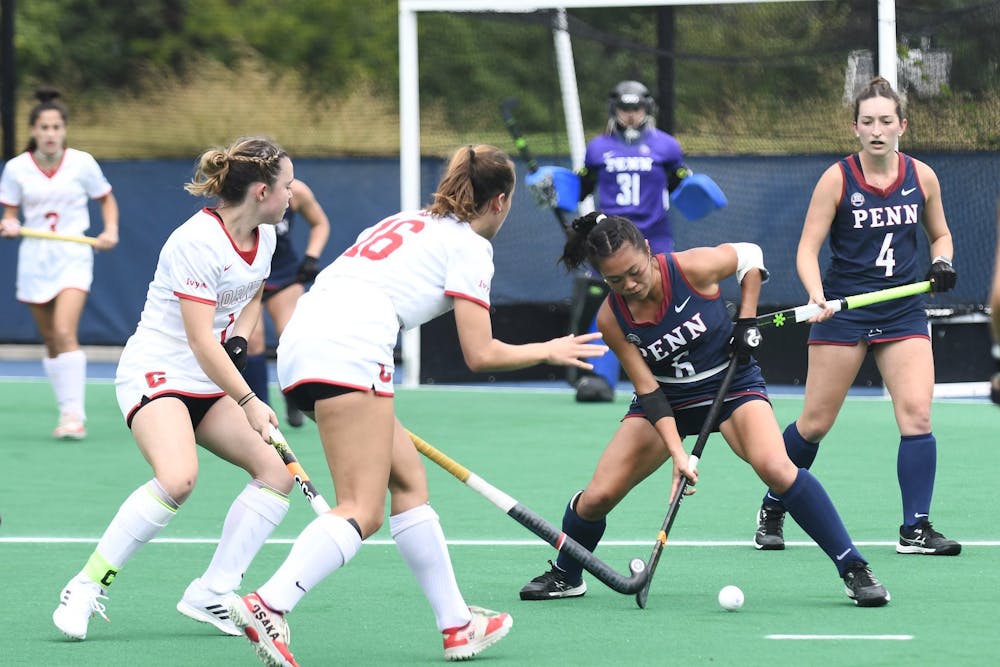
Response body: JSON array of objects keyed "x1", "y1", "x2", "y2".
[
  {"x1": 30, "y1": 150, "x2": 66, "y2": 178},
  {"x1": 847, "y1": 152, "x2": 905, "y2": 198},
  {"x1": 610, "y1": 253, "x2": 670, "y2": 327},
  {"x1": 204, "y1": 207, "x2": 259, "y2": 265}
]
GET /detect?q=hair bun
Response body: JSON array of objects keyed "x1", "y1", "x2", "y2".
[{"x1": 35, "y1": 86, "x2": 62, "y2": 104}]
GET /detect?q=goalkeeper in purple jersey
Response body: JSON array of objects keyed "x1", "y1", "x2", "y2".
[{"x1": 573, "y1": 81, "x2": 691, "y2": 402}]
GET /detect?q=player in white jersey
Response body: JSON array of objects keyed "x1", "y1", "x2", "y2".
[
  {"x1": 0, "y1": 88, "x2": 119, "y2": 439},
  {"x1": 52, "y1": 137, "x2": 296, "y2": 644},
  {"x1": 231, "y1": 145, "x2": 607, "y2": 666}
]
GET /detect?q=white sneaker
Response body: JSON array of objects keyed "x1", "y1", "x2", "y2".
[
  {"x1": 231, "y1": 592, "x2": 298, "y2": 667},
  {"x1": 53, "y1": 575, "x2": 109, "y2": 640},
  {"x1": 176, "y1": 577, "x2": 241, "y2": 636},
  {"x1": 442, "y1": 605, "x2": 513, "y2": 661},
  {"x1": 53, "y1": 414, "x2": 87, "y2": 440}
]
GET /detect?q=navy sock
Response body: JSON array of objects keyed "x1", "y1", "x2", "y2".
[
  {"x1": 781, "y1": 468, "x2": 865, "y2": 577},
  {"x1": 762, "y1": 422, "x2": 819, "y2": 509},
  {"x1": 554, "y1": 492, "x2": 606, "y2": 584},
  {"x1": 898, "y1": 433, "x2": 936, "y2": 529},
  {"x1": 244, "y1": 354, "x2": 270, "y2": 406}
]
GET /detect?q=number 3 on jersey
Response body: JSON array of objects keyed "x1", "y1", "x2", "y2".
[
  {"x1": 344, "y1": 217, "x2": 425, "y2": 260},
  {"x1": 876, "y1": 232, "x2": 896, "y2": 277}
]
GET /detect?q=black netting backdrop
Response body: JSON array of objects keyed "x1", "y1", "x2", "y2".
[{"x1": 416, "y1": 2, "x2": 999, "y2": 308}]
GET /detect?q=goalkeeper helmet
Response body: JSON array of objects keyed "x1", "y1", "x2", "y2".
[{"x1": 607, "y1": 80, "x2": 657, "y2": 143}]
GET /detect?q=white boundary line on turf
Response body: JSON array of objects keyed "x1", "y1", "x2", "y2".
[
  {"x1": 767, "y1": 635, "x2": 913, "y2": 641},
  {"x1": 3, "y1": 537, "x2": 999, "y2": 547}
]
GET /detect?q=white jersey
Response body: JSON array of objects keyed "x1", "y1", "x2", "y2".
[
  {"x1": 315, "y1": 210, "x2": 493, "y2": 329},
  {"x1": 0, "y1": 148, "x2": 113, "y2": 303},
  {"x1": 278, "y1": 210, "x2": 493, "y2": 395},
  {"x1": 115, "y1": 209, "x2": 276, "y2": 418}
]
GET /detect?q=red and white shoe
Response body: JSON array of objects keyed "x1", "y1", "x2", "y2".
[
  {"x1": 230, "y1": 592, "x2": 298, "y2": 667},
  {"x1": 442, "y1": 606, "x2": 513, "y2": 661},
  {"x1": 53, "y1": 414, "x2": 86, "y2": 440}
]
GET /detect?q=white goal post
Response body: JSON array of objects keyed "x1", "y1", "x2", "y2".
[{"x1": 397, "y1": 0, "x2": 896, "y2": 387}]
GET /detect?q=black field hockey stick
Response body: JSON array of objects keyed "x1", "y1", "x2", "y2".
[
  {"x1": 408, "y1": 430, "x2": 649, "y2": 595},
  {"x1": 499, "y1": 97, "x2": 570, "y2": 232},
  {"x1": 756, "y1": 280, "x2": 932, "y2": 329},
  {"x1": 635, "y1": 357, "x2": 741, "y2": 609},
  {"x1": 269, "y1": 427, "x2": 331, "y2": 515}
]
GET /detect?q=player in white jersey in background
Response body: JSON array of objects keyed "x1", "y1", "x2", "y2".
[
  {"x1": 52, "y1": 137, "x2": 295, "y2": 643},
  {"x1": 0, "y1": 87, "x2": 119, "y2": 440},
  {"x1": 230, "y1": 144, "x2": 608, "y2": 666}
]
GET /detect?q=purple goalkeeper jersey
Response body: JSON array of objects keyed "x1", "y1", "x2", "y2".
[{"x1": 584, "y1": 128, "x2": 684, "y2": 254}]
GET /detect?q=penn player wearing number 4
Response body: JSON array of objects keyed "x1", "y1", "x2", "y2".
[
  {"x1": 752, "y1": 77, "x2": 961, "y2": 557},
  {"x1": 53, "y1": 137, "x2": 296, "y2": 641},
  {"x1": 230, "y1": 145, "x2": 607, "y2": 667},
  {"x1": 520, "y1": 212, "x2": 889, "y2": 608}
]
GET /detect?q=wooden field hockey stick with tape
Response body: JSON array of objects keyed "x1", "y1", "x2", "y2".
[
  {"x1": 269, "y1": 427, "x2": 331, "y2": 515},
  {"x1": 755, "y1": 280, "x2": 932, "y2": 329},
  {"x1": 17, "y1": 228, "x2": 99, "y2": 246},
  {"x1": 408, "y1": 430, "x2": 649, "y2": 595},
  {"x1": 635, "y1": 357, "x2": 740, "y2": 609}
]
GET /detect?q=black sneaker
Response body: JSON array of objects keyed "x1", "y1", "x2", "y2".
[
  {"x1": 754, "y1": 504, "x2": 785, "y2": 550},
  {"x1": 284, "y1": 394, "x2": 305, "y2": 428},
  {"x1": 896, "y1": 520, "x2": 961, "y2": 555},
  {"x1": 519, "y1": 561, "x2": 587, "y2": 600},
  {"x1": 842, "y1": 562, "x2": 890, "y2": 607},
  {"x1": 576, "y1": 376, "x2": 614, "y2": 402}
]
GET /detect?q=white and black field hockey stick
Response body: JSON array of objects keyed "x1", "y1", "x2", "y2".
[
  {"x1": 635, "y1": 358, "x2": 740, "y2": 609},
  {"x1": 408, "y1": 430, "x2": 649, "y2": 595},
  {"x1": 499, "y1": 97, "x2": 570, "y2": 232},
  {"x1": 756, "y1": 280, "x2": 932, "y2": 329},
  {"x1": 269, "y1": 427, "x2": 331, "y2": 515}
]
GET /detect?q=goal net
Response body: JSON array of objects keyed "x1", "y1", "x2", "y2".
[{"x1": 399, "y1": 0, "x2": 1000, "y2": 382}]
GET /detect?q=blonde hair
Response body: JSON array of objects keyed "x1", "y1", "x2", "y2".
[{"x1": 185, "y1": 136, "x2": 288, "y2": 203}]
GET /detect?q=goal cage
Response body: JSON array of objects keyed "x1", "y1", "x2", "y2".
[{"x1": 397, "y1": 0, "x2": 1000, "y2": 386}]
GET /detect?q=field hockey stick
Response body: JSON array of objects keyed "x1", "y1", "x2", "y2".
[
  {"x1": 635, "y1": 357, "x2": 741, "y2": 609},
  {"x1": 269, "y1": 427, "x2": 331, "y2": 515},
  {"x1": 499, "y1": 97, "x2": 570, "y2": 232},
  {"x1": 17, "y1": 228, "x2": 99, "y2": 246},
  {"x1": 408, "y1": 430, "x2": 649, "y2": 595},
  {"x1": 756, "y1": 280, "x2": 932, "y2": 328}
]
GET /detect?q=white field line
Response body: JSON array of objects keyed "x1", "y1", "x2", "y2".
[
  {"x1": 767, "y1": 635, "x2": 914, "y2": 641},
  {"x1": 2, "y1": 537, "x2": 999, "y2": 547}
]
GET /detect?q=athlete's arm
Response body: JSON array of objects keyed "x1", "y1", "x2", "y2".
[
  {"x1": 597, "y1": 300, "x2": 694, "y2": 485},
  {"x1": 914, "y1": 160, "x2": 954, "y2": 261},
  {"x1": 94, "y1": 192, "x2": 119, "y2": 251},
  {"x1": 291, "y1": 180, "x2": 330, "y2": 260},
  {"x1": 233, "y1": 284, "x2": 265, "y2": 341},
  {"x1": 453, "y1": 297, "x2": 606, "y2": 372},
  {"x1": 797, "y1": 164, "x2": 841, "y2": 318},
  {"x1": 0, "y1": 205, "x2": 20, "y2": 237}
]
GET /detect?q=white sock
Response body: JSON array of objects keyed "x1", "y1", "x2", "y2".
[
  {"x1": 391, "y1": 504, "x2": 470, "y2": 631},
  {"x1": 200, "y1": 481, "x2": 289, "y2": 594},
  {"x1": 257, "y1": 513, "x2": 361, "y2": 613},
  {"x1": 84, "y1": 479, "x2": 178, "y2": 586},
  {"x1": 43, "y1": 350, "x2": 87, "y2": 420}
]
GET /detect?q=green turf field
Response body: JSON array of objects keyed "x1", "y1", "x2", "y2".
[{"x1": 2, "y1": 379, "x2": 997, "y2": 666}]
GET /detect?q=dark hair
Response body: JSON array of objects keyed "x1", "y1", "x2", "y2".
[
  {"x1": 24, "y1": 87, "x2": 69, "y2": 153},
  {"x1": 853, "y1": 76, "x2": 903, "y2": 121},
  {"x1": 559, "y1": 211, "x2": 647, "y2": 271},
  {"x1": 184, "y1": 136, "x2": 289, "y2": 204},
  {"x1": 427, "y1": 144, "x2": 515, "y2": 221}
]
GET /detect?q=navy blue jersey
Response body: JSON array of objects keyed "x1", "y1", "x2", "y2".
[
  {"x1": 609, "y1": 253, "x2": 764, "y2": 410},
  {"x1": 822, "y1": 152, "x2": 926, "y2": 323},
  {"x1": 266, "y1": 208, "x2": 301, "y2": 290}
]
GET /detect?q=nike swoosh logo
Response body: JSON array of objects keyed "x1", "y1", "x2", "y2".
[
  {"x1": 674, "y1": 296, "x2": 692, "y2": 313},
  {"x1": 223, "y1": 264, "x2": 233, "y2": 271},
  {"x1": 901, "y1": 187, "x2": 917, "y2": 196},
  {"x1": 835, "y1": 548, "x2": 851, "y2": 561},
  {"x1": 295, "y1": 581, "x2": 308, "y2": 593},
  {"x1": 914, "y1": 513, "x2": 928, "y2": 519}
]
